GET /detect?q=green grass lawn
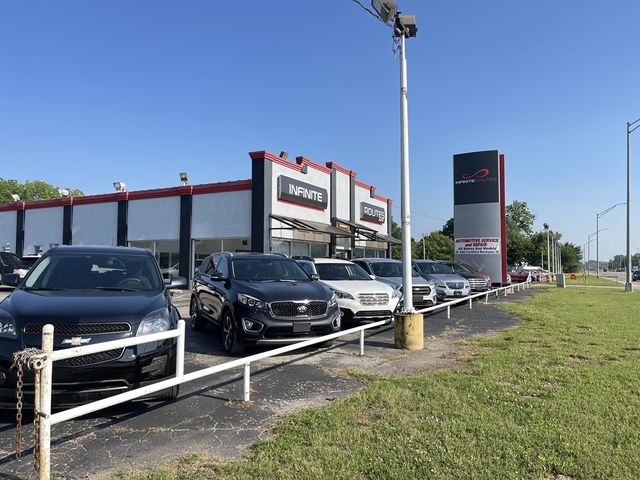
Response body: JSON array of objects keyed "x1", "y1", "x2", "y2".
[
  {"x1": 117, "y1": 288, "x2": 640, "y2": 480},
  {"x1": 564, "y1": 274, "x2": 623, "y2": 287}
]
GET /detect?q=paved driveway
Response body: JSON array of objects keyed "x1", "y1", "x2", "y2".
[{"x1": 0, "y1": 286, "x2": 536, "y2": 479}]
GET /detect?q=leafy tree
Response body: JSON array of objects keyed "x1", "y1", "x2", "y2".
[
  {"x1": 506, "y1": 200, "x2": 535, "y2": 236},
  {"x1": 560, "y1": 243, "x2": 582, "y2": 273},
  {"x1": 0, "y1": 178, "x2": 83, "y2": 204},
  {"x1": 391, "y1": 220, "x2": 402, "y2": 260},
  {"x1": 417, "y1": 231, "x2": 454, "y2": 261},
  {"x1": 441, "y1": 218, "x2": 454, "y2": 239}
]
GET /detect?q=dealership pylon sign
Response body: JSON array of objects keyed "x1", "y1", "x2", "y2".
[{"x1": 453, "y1": 150, "x2": 508, "y2": 285}]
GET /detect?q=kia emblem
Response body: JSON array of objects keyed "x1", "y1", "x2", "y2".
[{"x1": 297, "y1": 305, "x2": 308, "y2": 313}]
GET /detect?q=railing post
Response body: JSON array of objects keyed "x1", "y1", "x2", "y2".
[
  {"x1": 176, "y1": 320, "x2": 185, "y2": 379},
  {"x1": 447, "y1": 305, "x2": 450, "y2": 319},
  {"x1": 360, "y1": 329, "x2": 365, "y2": 356},
  {"x1": 40, "y1": 324, "x2": 54, "y2": 480},
  {"x1": 485, "y1": 293, "x2": 488, "y2": 304},
  {"x1": 243, "y1": 363, "x2": 251, "y2": 402},
  {"x1": 468, "y1": 298, "x2": 472, "y2": 309}
]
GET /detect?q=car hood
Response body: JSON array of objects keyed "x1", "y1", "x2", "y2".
[
  {"x1": 373, "y1": 276, "x2": 431, "y2": 288},
  {"x1": 318, "y1": 279, "x2": 394, "y2": 296},
  {"x1": 1, "y1": 288, "x2": 168, "y2": 328},
  {"x1": 420, "y1": 273, "x2": 468, "y2": 283},
  {"x1": 233, "y1": 280, "x2": 332, "y2": 302}
]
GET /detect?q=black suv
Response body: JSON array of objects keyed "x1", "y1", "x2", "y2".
[{"x1": 190, "y1": 252, "x2": 340, "y2": 354}]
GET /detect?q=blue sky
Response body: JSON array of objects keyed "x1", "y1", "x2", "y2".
[{"x1": 1, "y1": 1, "x2": 638, "y2": 262}]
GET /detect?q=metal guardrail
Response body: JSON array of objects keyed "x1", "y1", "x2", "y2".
[{"x1": 21, "y1": 278, "x2": 532, "y2": 479}]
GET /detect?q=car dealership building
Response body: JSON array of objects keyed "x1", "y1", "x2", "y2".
[{"x1": 0, "y1": 150, "x2": 398, "y2": 281}]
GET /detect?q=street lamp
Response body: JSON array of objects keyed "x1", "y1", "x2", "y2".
[
  {"x1": 370, "y1": 0, "x2": 418, "y2": 313},
  {"x1": 113, "y1": 181, "x2": 127, "y2": 192},
  {"x1": 179, "y1": 172, "x2": 189, "y2": 186},
  {"x1": 626, "y1": 117, "x2": 640, "y2": 291},
  {"x1": 588, "y1": 229, "x2": 607, "y2": 274},
  {"x1": 596, "y1": 202, "x2": 625, "y2": 277},
  {"x1": 543, "y1": 223, "x2": 550, "y2": 280},
  {"x1": 11, "y1": 194, "x2": 20, "y2": 202}
]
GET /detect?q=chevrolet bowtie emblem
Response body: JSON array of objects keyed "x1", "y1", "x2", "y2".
[{"x1": 62, "y1": 337, "x2": 91, "y2": 346}]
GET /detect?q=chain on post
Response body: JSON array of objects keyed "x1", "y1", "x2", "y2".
[{"x1": 11, "y1": 348, "x2": 45, "y2": 465}]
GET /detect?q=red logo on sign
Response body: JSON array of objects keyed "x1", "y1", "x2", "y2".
[{"x1": 462, "y1": 168, "x2": 490, "y2": 180}]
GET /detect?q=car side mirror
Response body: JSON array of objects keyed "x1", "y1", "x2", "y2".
[
  {"x1": 165, "y1": 276, "x2": 188, "y2": 289},
  {"x1": 209, "y1": 272, "x2": 227, "y2": 282},
  {"x1": 310, "y1": 274, "x2": 320, "y2": 281},
  {"x1": 2, "y1": 274, "x2": 20, "y2": 287},
  {"x1": 369, "y1": 274, "x2": 376, "y2": 280}
]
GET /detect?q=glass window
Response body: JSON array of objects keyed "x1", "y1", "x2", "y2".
[
  {"x1": 414, "y1": 261, "x2": 453, "y2": 275},
  {"x1": 271, "y1": 239, "x2": 291, "y2": 257},
  {"x1": 291, "y1": 242, "x2": 309, "y2": 258},
  {"x1": 316, "y1": 262, "x2": 371, "y2": 281},
  {"x1": 217, "y1": 257, "x2": 229, "y2": 277},
  {"x1": 310, "y1": 243, "x2": 328, "y2": 258},
  {"x1": 231, "y1": 258, "x2": 310, "y2": 282},
  {"x1": 370, "y1": 261, "x2": 421, "y2": 278},
  {"x1": 23, "y1": 253, "x2": 162, "y2": 291}
]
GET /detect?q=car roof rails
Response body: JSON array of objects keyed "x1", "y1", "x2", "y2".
[{"x1": 291, "y1": 255, "x2": 314, "y2": 262}]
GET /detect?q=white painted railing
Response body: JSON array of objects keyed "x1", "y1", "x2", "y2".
[
  {"x1": 25, "y1": 278, "x2": 532, "y2": 479},
  {"x1": 414, "y1": 278, "x2": 532, "y2": 317}
]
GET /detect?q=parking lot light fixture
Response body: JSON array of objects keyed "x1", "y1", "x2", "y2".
[
  {"x1": 626, "y1": 118, "x2": 640, "y2": 291},
  {"x1": 113, "y1": 181, "x2": 127, "y2": 192},
  {"x1": 179, "y1": 172, "x2": 189, "y2": 186},
  {"x1": 58, "y1": 188, "x2": 70, "y2": 198},
  {"x1": 596, "y1": 203, "x2": 625, "y2": 277},
  {"x1": 11, "y1": 194, "x2": 21, "y2": 202}
]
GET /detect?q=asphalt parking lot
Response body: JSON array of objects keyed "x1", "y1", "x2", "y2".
[{"x1": 0, "y1": 286, "x2": 536, "y2": 479}]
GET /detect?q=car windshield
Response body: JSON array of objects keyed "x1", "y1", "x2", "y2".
[
  {"x1": 22, "y1": 253, "x2": 163, "y2": 291},
  {"x1": 316, "y1": 262, "x2": 371, "y2": 281},
  {"x1": 447, "y1": 263, "x2": 472, "y2": 274},
  {"x1": 232, "y1": 258, "x2": 311, "y2": 282},
  {"x1": 414, "y1": 262, "x2": 454, "y2": 275},
  {"x1": 370, "y1": 262, "x2": 420, "y2": 278}
]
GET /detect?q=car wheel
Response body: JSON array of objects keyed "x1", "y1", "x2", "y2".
[
  {"x1": 222, "y1": 309, "x2": 245, "y2": 355},
  {"x1": 190, "y1": 297, "x2": 206, "y2": 331},
  {"x1": 154, "y1": 385, "x2": 180, "y2": 402},
  {"x1": 318, "y1": 339, "x2": 334, "y2": 348}
]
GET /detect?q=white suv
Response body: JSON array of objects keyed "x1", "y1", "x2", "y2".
[{"x1": 297, "y1": 258, "x2": 400, "y2": 323}]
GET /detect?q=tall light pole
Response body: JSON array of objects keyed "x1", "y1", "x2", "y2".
[
  {"x1": 588, "y1": 229, "x2": 607, "y2": 274},
  {"x1": 368, "y1": 0, "x2": 422, "y2": 349},
  {"x1": 543, "y1": 223, "x2": 550, "y2": 280},
  {"x1": 596, "y1": 203, "x2": 625, "y2": 278},
  {"x1": 626, "y1": 117, "x2": 640, "y2": 292}
]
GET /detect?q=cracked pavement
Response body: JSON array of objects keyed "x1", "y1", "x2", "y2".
[{"x1": 0, "y1": 286, "x2": 537, "y2": 479}]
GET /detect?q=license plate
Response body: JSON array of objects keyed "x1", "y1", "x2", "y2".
[
  {"x1": 454, "y1": 290, "x2": 462, "y2": 296},
  {"x1": 293, "y1": 322, "x2": 311, "y2": 333}
]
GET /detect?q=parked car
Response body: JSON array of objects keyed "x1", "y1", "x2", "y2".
[
  {"x1": 0, "y1": 245, "x2": 185, "y2": 408},
  {"x1": 507, "y1": 268, "x2": 531, "y2": 283},
  {"x1": 520, "y1": 266, "x2": 548, "y2": 282},
  {"x1": 190, "y1": 252, "x2": 341, "y2": 354},
  {"x1": 412, "y1": 260, "x2": 471, "y2": 301},
  {"x1": 352, "y1": 258, "x2": 437, "y2": 309},
  {"x1": 0, "y1": 251, "x2": 22, "y2": 286},
  {"x1": 633, "y1": 270, "x2": 640, "y2": 281},
  {"x1": 297, "y1": 258, "x2": 400, "y2": 324},
  {"x1": 437, "y1": 260, "x2": 490, "y2": 291},
  {"x1": 8, "y1": 254, "x2": 41, "y2": 283}
]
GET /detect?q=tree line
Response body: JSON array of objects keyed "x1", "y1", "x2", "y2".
[{"x1": 0, "y1": 178, "x2": 83, "y2": 204}]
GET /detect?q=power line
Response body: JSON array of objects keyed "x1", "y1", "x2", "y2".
[
  {"x1": 391, "y1": 205, "x2": 448, "y2": 223},
  {"x1": 351, "y1": 0, "x2": 381, "y2": 21}
]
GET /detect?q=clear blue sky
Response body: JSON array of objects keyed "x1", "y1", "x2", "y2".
[{"x1": 1, "y1": 1, "x2": 638, "y2": 262}]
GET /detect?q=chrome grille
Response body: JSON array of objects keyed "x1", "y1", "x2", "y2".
[
  {"x1": 24, "y1": 323, "x2": 131, "y2": 335},
  {"x1": 468, "y1": 278, "x2": 487, "y2": 288},
  {"x1": 412, "y1": 285, "x2": 432, "y2": 295},
  {"x1": 446, "y1": 282, "x2": 465, "y2": 289},
  {"x1": 57, "y1": 348, "x2": 124, "y2": 367},
  {"x1": 270, "y1": 301, "x2": 328, "y2": 318},
  {"x1": 358, "y1": 293, "x2": 389, "y2": 306}
]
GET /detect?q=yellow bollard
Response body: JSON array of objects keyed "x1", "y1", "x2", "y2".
[{"x1": 394, "y1": 312, "x2": 424, "y2": 350}]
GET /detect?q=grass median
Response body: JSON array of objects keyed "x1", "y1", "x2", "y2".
[{"x1": 117, "y1": 287, "x2": 640, "y2": 480}]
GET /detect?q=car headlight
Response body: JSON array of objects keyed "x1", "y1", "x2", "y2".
[
  {"x1": 331, "y1": 289, "x2": 354, "y2": 300},
  {"x1": 0, "y1": 314, "x2": 17, "y2": 339},
  {"x1": 329, "y1": 293, "x2": 338, "y2": 307},
  {"x1": 136, "y1": 308, "x2": 171, "y2": 336},
  {"x1": 436, "y1": 281, "x2": 447, "y2": 288},
  {"x1": 238, "y1": 293, "x2": 268, "y2": 310}
]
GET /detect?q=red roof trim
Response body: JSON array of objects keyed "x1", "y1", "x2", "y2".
[
  {"x1": 192, "y1": 179, "x2": 252, "y2": 195},
  {"x1": 73, "y1": 192, "x2": 128, "y2": 205},
  {"x1": 249, "y1": 150, "x2": 303, "y2": 172},
  {"x1": 355, "y1": 180, "x2": 373, "y2": 190},
  {"x1": 325, "y1": 162, "x2": 357, "y2": 177},
  {"x1": 296, "y1": 156, "x2": 332, "y2": 174},
  {"x1": 25, "y1": 198, "x2": 70, "y2": 210},
  {"x1": 0, "y1": 202, "x2": 24, "y2": 212},
  {"x1": 373, "y1": 194, "x2": 389, "y2": 202}
]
